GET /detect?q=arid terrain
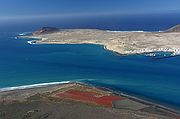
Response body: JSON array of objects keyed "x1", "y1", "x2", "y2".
[
  {"x1": 0, "y1": 83, "x2": 179, "y2": 119},
  {"x1": 23, "y1": 25, "x2": 180, "y2": 55}
]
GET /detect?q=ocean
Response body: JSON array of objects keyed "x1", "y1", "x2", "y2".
[{"x1": 0, "y1": 13, "x2": 180, "y2": 111}]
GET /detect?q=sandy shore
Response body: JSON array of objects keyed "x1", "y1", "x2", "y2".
[{"x1": 0, "y1": 82, "x2": 179, "y2": 119}]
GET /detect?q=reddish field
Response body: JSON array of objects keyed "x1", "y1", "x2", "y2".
[
  {"x1": 96, "y1": 95, "x2": 125, "y2": 106},
  {"x1": 56, "y1": 89, "x2": 125, "y2": 107}
]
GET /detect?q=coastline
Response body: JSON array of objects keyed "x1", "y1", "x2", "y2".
[
  {"x1": 22, "y1": 29, "x2": 180, "y2": 56},
  {"x1": 0, "y1": 81, "x2": 179, "y2": 116},
  {"x1": 0, "y1": 81, "x2": 70, "y2": 92},
  {"x1": 3, "y1": 82, "x2": 178, "y2": 119},
  {"x1": 79, "y1": 82, "x2": 180, "y2": 114},
  {"x1": 13, "y1": 28, "x2": 180, "y2": 118},
  {"x1": 26, "y1": 37, "x2": 180, "y2": 58}
]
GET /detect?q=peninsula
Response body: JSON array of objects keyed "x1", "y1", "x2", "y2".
[{"x1": 23, "y1": 25, "x2": 180, "y2": 55}]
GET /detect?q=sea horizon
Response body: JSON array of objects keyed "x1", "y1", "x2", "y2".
[{"x1": 1, "y1": 13, "x2": 180, "y2": 32}]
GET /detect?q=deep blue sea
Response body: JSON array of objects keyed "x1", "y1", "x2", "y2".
[{"x1": 0, "y1": 13, "x2": 180, "y2": 111}]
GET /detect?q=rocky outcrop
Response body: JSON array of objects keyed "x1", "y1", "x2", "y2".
[{"x1": 33, "y1": 27, "x2": 59, "y2": 35}]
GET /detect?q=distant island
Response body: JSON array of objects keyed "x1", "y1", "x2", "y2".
[{"x1": 22, "y1": 25, "x2": 180, "y2": 56}]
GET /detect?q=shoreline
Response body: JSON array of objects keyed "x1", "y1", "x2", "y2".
[
  {"x1": 14, "y1": 28, "x2": 180, "y2": 118},
  {"x1": 22, "y1": 29, "x2": 180, "y2": 56},
  {"x1": 27, "y1": 40, "x2": 180, "y2": 59},
  {"x1": 1, "y1": 82, "x2": 179, "y2": 119},
  {"x1": 0, "y1": 81, "x2": 71, "y2": 92},
  {"x1": 78, "y1": 82, "x2": 180, "y2": 115},
  {"x1": 0, "y1": 81, "x2": 179, "y2": 115}
]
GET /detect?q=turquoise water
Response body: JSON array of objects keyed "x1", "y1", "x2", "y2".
[
  {"x1": 1, "y1": 13, "x2": 180, "y2": 111},
  {"x1": 0, "y1": 32, "x2": 180, "y2": 111}
]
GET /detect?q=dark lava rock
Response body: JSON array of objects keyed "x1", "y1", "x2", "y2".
[{"x1": 33, "y1": 27, "x2": 60, "y2": 35}]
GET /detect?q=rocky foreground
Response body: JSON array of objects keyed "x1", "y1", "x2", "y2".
[
  {"x1": 23, "y1": 25, "x2": 180, "y2": 55},
  {"x1": 0, "y1": 83, "x2": 179, "y2": 119}
]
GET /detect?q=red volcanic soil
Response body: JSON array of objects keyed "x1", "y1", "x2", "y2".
[
  {"x1": 56, "y1": 89, "x2": 125, "y2": 107},
  {"x1": 96, "y1": 95, "x2": 125, "y2": 107}
]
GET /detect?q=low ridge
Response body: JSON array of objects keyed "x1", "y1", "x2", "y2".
[{"x1": 166, "y1": 25, "x2": 180, "y2": 32}]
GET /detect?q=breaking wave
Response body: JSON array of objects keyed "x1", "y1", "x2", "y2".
[{"x1": 0, "y1": 81, "x2": 70, "y2": 92}]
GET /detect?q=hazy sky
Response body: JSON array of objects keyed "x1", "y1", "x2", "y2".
[{"x1": 0, "y1": 0, "x2": 180, "y2": 19}]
